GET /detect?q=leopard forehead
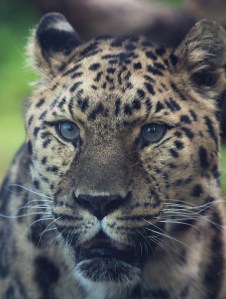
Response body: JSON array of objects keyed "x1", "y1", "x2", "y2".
[
  {"x1": 29, "y1": 37, "x2": 208, "y2": 131},
  {"x1": 27, "y1": 14, "x2": 226, "y2": 135}
]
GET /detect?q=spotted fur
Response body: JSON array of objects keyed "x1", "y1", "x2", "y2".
[{"x1": 1, "y1": 13, "x2": 226, "y2": 299}]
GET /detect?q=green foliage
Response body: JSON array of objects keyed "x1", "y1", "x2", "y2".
[{"x1": 0, "y1": 0, "x2": 39, "y2": 177}]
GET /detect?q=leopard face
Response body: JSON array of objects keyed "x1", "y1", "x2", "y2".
[{"x1": 25, "y1": 13, "x2": 226, "y2": 288}]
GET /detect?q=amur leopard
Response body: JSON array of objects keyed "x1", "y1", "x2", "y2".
[{"x1": 0, "y1": 12, "x2": 226, "y2": 299}]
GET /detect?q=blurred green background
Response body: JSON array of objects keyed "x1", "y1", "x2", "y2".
[
  {"x1": 0, "y1": 0, "x2": 225, "y2": 196},
  {"x1": 0, "y1": 0, "x2": 38, "y2": 179}
]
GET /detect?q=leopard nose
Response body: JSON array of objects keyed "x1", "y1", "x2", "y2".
[{"x1": 75, "y1": 194, "x2": 126, "y2": 220}]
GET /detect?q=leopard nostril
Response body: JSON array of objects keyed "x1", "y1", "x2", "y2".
[{"x1": 75, "y1": 194, "x2": 126, "y2": 220}]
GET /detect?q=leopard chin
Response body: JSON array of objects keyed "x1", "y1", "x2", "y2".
[
  {"x1": 74, "y1": 256, "x2": 141, "y2": 299},
  {"x1": 74, "y1": 233, "x2": 141, "y2": 299},
  {"x1": 74, "y1": 231, "x2": 142, "y2": 283},
  {"x1": 75, "y1": 257, "x2": 141, "y2": 283}
]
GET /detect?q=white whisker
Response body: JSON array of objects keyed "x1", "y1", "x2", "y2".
[{"x1": 7, "y1": 183, "x2": 53, "y2": 200}]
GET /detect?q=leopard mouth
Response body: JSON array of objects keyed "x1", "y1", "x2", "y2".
[
  {"x1": 75, "y1": 232, "x2": 142, "y2": 283},
  {"x1": 74, "y1": 227, "x2": 163, "y2": 282},
  {"x1": 76, "y1": 232, "x2": 136, "y2": 264}
]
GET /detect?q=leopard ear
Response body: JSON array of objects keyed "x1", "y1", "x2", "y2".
[
  {"x1": 28, "y1": 12, "x2": 81, "y2": 75},
  {"x1": 173, "y1": 19, "x2": 226, "y2": 99}
]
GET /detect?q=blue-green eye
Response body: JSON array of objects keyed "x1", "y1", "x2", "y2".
[
  {"x1": 56, "y1": 121, "x2": 80, "y2": 142},
  {"x1": 141, "y1": 123, "x2": 166, "y2": 144}
]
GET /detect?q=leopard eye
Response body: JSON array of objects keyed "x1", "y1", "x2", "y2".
[
  {"x1": 56, "y1": 121, "x2": 80, "y2": 142},
  {"x1": 141, "y1": 123, "x2": 166, "y2": 144}
]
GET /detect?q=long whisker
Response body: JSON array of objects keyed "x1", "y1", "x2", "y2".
[
  {"x1": 16, "y1": 45, "x2": 64, "y2": 93},
  {"x1": 159, "y1": 219, "x2": 201, "y2": 232},
  {"x1": 161, "y1": 198, "x2": 224, "y2": 231},
  {"x1": 142, "y1": 218, "x2": 191, "y2": 249},
  {"x1": 38, "y1": 217, "x2": 60, "y2": 245},
  {"x1": 7, "y1": 184, "x2": 53, "y2": 200}
]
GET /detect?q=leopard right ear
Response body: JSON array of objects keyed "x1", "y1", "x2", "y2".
[
  {"x1": 27, "y1": 12, "x2": 81, "y2": 76},
  {"x1": 173, "y1": 19, "x2": 226, "y2": 100}
]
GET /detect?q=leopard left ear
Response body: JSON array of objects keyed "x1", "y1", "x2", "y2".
[
  {"x1": 173, "y1": 19, "x2": 226, "y2": 100},
  {"x1": 28, "y1": 12, "x2": 81, "y2": 76}
]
